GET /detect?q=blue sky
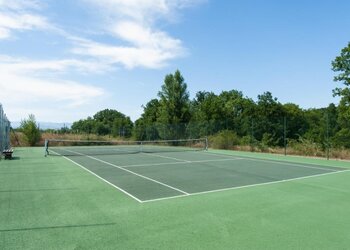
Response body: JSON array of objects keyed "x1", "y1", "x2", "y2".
[{"x1": 0, "y1": 0, "x2": 349, "y2": 123}]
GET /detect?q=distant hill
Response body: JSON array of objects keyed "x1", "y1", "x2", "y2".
[{"x1": 11, "y1": 122, "x2": 72, "y2": 130}]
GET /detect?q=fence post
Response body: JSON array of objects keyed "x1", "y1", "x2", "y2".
[
  {"x1": 326, "y1": 112, "x2": 330, "y2": 160},
  {"x1": 284, "y1": 116, "x2": 287, "y2": 156},
  {"x1": 251, "y1": 118, "x2": 254, "y2": 150}
]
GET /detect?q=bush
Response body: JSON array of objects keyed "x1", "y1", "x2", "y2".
[
  {"x1": 20, "y1": 114, "x2": 41, "y2": 146},
  {"x1": 209, "y1": 130, "x2": 240, "y2": 149},
  {"x1": 333, "y1": 128, "x2": 350, "y2": 148},
  {"x1": 288, "y1": 137, "x2": 323, "y2": 157}
]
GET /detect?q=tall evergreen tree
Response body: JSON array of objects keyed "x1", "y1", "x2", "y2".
[{"x1": 157, "y1": 70, "x2": 190, "y2": 139}]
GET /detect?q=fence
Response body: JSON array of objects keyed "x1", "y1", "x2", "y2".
[
  {"x1": 0, "y1": 104, "x2": 11, "y2": 152},
  {"x1": 133, "y1": 115, "x2": 335, "y2": 159}
]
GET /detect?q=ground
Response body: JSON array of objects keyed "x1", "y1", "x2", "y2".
[{"x1": 0, "y1": 147, "x2": 349, "y2": 249}]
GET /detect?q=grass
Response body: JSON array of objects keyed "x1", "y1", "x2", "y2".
[{"x1": 1, "y1": 148, "x2": 350, "y2": 249}]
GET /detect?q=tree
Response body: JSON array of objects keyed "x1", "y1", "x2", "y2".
[
  {"x1": 283, "y1": 103, "x2": 308, "y2": 140},
  {"x1": 189, "y1": 91, "x2": 223, "y2": 136},
  {"x1": 332, "y1": 42, "x2": 350, "y2": 91},
  {"x1": 71, "y1": 117, "x2": 94, "y2": 134},
  {"x1": 190, "y1": 90, "x2": 255, "y2": 136},
  {"x1": 254, "y1": 92, "x2": 285, "y2": 146},
  {"x1": 71, "y1": 109, "x2": 133, "y2": 137},
  {"x1": 133, "y1": 99, "x2": 161, "y2": 140},
  {"x1": 20, "y1": 114, "x2": 41, "y2": 146},
  {"x1": 332, "y1": 42, "x2": 350, "y2": 127},
  {"x1": 219, "y1": 90, "x2": 255, "y2": 136},
  {"x1": 157, "y1": 70, "x2": 191, "y2": 139},
  {"x1": 303, "y1": 108, "x2": 325, "y2": 144}
]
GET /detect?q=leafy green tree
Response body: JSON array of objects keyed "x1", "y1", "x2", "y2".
[
  {"x1": 333, "y1": 128, "x2": 350, "y2": 148},
  {"x1": 189, "y1": 90, "x2": 255, "y2": 138},
  {"x1": 332, "y1": 42, "x2": 350, "y2": 127},
  {"x1": 71, "y1": 109, "x2": 133, "y2": 137},
  {"x1": 94, "y1": 122, "x2": 110, "y2": 136},
  {"x1": 283, "y1": 103, "x2": 308, "y2": 140},
  {"x1": 189, "y1": 91, "x2": 223, "y2": 137},
  {"x1": 322, "y1": 104, "x2": 339, "y2": 149},
  {"x1": 157, "y1": 70, "x2": 191, "y2": 139},
  {"x1": 20, "y1": 114, "x2": 41, "y2": 146},
  {"x1": 332, "y1": 43, "x2": 350, "y2": 148},
  {"x1": 332, "y1": 42, "x2": 350, "y2": 92},
  {"x1": 142, "y1": 99, "x2": 161, "y2": 123},
  {"x1": 71, "y1": 117, "x2": 94, "y2": 134},
  {"x1": 219, "y1": 90, "x2": 255, "y2": 136},
  {"x1": 133, "y1": 99, "x2": 161, "y2": 140},
  {"x1": 254, "y1": 92, "x2": 285, "y2": 146},
  {"x1": 303, "y1": 105, "x2": 338, "y2": 149}
]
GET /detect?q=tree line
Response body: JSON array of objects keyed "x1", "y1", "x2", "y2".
[{"x1": 19, "y1": 42, "x2": 350, "y2": 153}]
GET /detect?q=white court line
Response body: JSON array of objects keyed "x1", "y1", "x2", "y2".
[
  {"x1": 51, "y1": 151, "x2": 143, "y2": 203},
  {"x1": 242, "y1": 157, "x2": 339, "y2": 172},
  {"x1": 122, "y1": 158, "x2": 244, "y2": 168},
  {"x1": 62, "y1": 149, "x2": 189, "y2": 195},
  {"x1": 196, "y1": 150, "x2": 342, "y2": 172},
  {"x1": 193, "y1": 150, "x2": 341, "y2": 173},
  {"x1": 141, "y1": 152, "x2": 191, "y2": 163},
  {"x1": 48, "y1": 149, "x2": 61, "y2": 156},
  {"x1": 142, "y1": 169, "x2": 350, "y2": 203},
  {"x1": 201, "y1": 150, "x2": 347, "y2": 171}
]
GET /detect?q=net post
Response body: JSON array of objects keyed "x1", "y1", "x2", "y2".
[
  {"x1": 44, "y1": 139, "x2": 49, "y2": 157},
  {"x1": 205, "y1": 137, "x2": 208, "y2": 151}
]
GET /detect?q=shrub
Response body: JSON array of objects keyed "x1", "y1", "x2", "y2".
[
  {"x1": 20, "y1": 114, "x2": 41, "y2": 146},
  {"x1": 288, "y1": 137, "x2": 323, "y2": 157},
  {"x1": 333, "y1": 128, "x2": 350, "y2": 148},
  {"x1": 209, "y1": 130, "x2": 240, "y2": 149}
]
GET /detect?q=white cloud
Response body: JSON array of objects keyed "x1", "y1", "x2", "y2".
[
  {"x1": 0, "y1": 0, "x2": 42, "y2": 11},
  {"x1": 0, "y1": 0, "x2": 51, "y2": 39},
  {"x1": 83, "y1": 0, "x2": 204, "y2": 22},
  {"x1": 0, "y1": 1, "x2": 205, "y2": 121},
  {"x1": 0, "y1": 0, "x2": 201, "y2": 68},
  {"x1": 112, "y1": 21, "x2": 180, "y2": 50},
  {"x1": 0, "y1": 73, "x2": 105, "y2": 121},
  {"x1": 0, "y1": 56, "x2": 105, "y2": 121},
  {"x1": 72, "y1": 21, "x2": 185, "y2": 69},
  {"x1": 0, "y1": 75, "x2": 104, "y2": 107},
  {"x1": 0, "y1": 26, "x2": 10, "y2": 39},
  {"x1": 0, "y1": 13, "x2": 49, "y2": 29},
  {"x1": 0, "y1": 56, "x2": 113, "y2": 74},
  {"x1": 72, "y1": 0, "x2": 203, "y2": 69}
]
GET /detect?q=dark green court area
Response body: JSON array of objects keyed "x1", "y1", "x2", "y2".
[
  {"x1": 50, "y1": 148, "x2": 347, "y2": 202},
  {"x1": 1, "y1": 148, "x2": 350, "y2": 249}
]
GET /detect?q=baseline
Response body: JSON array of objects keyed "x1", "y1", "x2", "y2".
[
  {"x1": 242, "y1": 158, "x2": 339, "y2": 172},
  {"x1": 198, "y1": 151, "x2": 343, "y2": 172}
]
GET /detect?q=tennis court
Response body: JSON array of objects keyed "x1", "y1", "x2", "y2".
[
  {"x1": 47, "y1": 140, "x2": 347, "y2": 203},
  {"x1": 2, "y1": 147, "x2": 350, "y2": 249}
]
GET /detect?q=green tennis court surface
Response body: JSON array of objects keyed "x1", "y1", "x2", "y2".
[
  {"x1": 1, "y1": 148, "x2": 350, "y2": 249},
  {"x1": 50, "y1": 148, "x2": 347, "y2": 203}
]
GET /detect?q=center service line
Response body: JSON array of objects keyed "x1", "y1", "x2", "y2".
[{"x1": 62, "y1": 149, "x2": 190, "y2": 195}]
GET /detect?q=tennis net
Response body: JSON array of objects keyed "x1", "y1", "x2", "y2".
[{"x1": 45, "y1": 138, "x2": 208, "y2": 156}]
